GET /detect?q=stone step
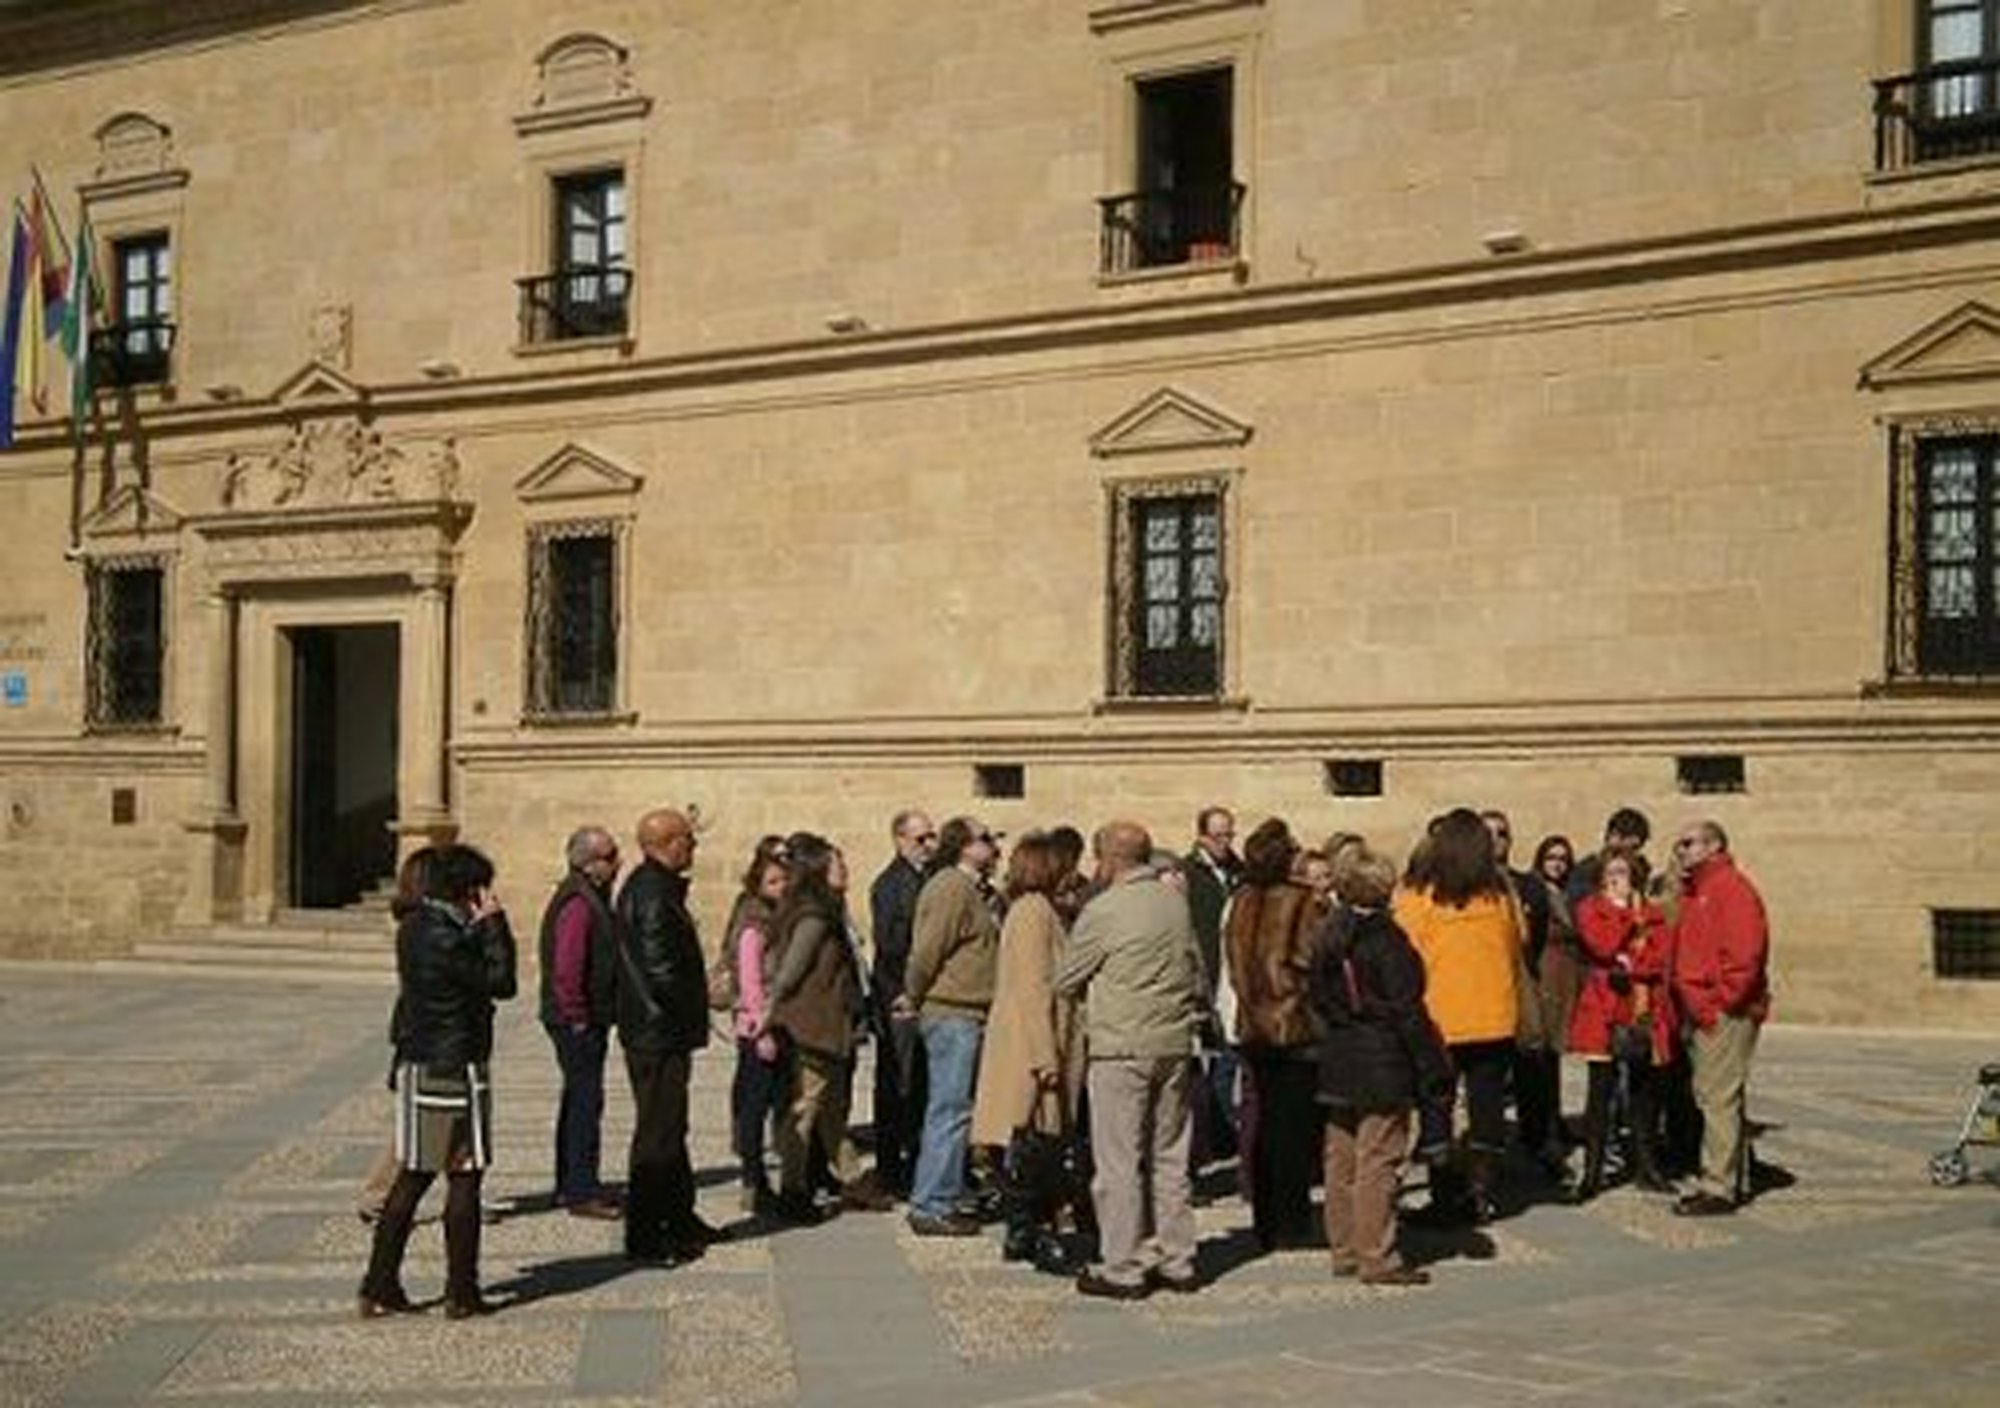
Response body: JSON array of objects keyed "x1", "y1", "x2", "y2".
[
  {"x1": 88, "y1": 957, "x2": 395, "y2": 987},
  {"x1": 130, "y1": 940, "x2": 394, "y2": 971},
  {"x1": 197, "y1": 924, "x2": 394, "y2": 952}
]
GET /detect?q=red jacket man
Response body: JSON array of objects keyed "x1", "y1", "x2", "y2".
[
  {"x1": 1667, "y1": 822, "x2": 1770, "y2": 1216},
  {"x1": 1670, "y1": 849, "x2": 1771, "y2": 1031}
]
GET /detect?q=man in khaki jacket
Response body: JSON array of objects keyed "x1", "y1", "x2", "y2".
[
  {"x1": 903, "y1": 816, "x2": 1001, "y2": 1235},
  {"x1": 1056, "y1": 821, "x2": 1206, "y2": 1298}
]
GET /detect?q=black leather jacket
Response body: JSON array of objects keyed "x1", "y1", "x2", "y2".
[
  {"x1": 393, "y1": 899, "x2": 518, "y2": 1070},
  {"x1": 613, "y1": 859, "x2": 710, "y2": 1054}
]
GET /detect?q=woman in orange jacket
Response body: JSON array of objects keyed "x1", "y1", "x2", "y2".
[{"x1": 1392, "y1": 808, "x2": 1522, "y2": 1225}]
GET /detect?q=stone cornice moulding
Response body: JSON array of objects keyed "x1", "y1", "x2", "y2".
[
  {"x1": 1858, "y1": 300, "x2": 2000, "y2": 388},
  {"x1": 14, "y1": 190, "x2": 2000, "y2": 454},
  {"x1": 1088, "y1": 0, "x2": 1264, "y2": 35},
  {"x1": 1090, "y1": 385, "x2": 1252, "y2": 457},
  {"x1": 514, "y1": 441, "x2": 645, "y2": 502},
  {"x1": 79, "y1": 168, "x2": 191, "y2": 203},
  {"x1": 513, "y1": 94, "x2": 653, "y2": 138}
]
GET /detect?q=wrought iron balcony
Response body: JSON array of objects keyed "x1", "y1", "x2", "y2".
[
  {"x1": 1098, "y1": 182, "x2": 1245, "y2": 275},
  {"x1": 88, "y1": 318, "x2": 174, "y2": 387},
  {"x1": 1874, "y1": 59, "x2": 2000, "y2": 172},
  {"x1": 517, "y1": 265, "x2": 632, "y2": 344}
]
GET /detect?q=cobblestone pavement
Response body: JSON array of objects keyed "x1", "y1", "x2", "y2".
[{"x1": 0, "y1": 967, "x2": 1992, "y2": 1407}]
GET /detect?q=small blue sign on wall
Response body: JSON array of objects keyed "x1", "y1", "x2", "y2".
[{"x1": 2, "y1": 672, "x2": 26, "y2": 708}]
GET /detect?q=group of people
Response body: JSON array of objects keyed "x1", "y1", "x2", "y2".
[{"x1": 355, "y1": 797, "x2": 1773, "y2": 1317}]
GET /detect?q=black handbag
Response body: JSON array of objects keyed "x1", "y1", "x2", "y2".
[{"x1": 1004, "y1": 1086, "x2": 1079, "y2": 1209}]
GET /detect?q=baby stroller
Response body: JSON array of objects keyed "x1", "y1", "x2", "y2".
[{"x1": 1927, "y1": 1061, "x2": 2000, "y2": 1187}]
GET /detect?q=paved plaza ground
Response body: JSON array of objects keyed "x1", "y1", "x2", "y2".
[{"x1": 0, "y1": 966, "x2": 1992, "y2": 1407}]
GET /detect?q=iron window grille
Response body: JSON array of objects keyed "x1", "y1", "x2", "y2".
[
  {"x1": 1932, "y1": 908, "x2": 2000, "y2": 979},
  {"x1": 525, "y1": 521, "x2": 619, "y2": 719},
  {"x1": 1890, "y1": 430, "x2": 2000, "y2": 678},
  {"x1": 1107, "y1": 479, "x2": 1227, "y2": 699},
  {"x1": 85, "y1": 556, "x2": 166, "y2": 728}
]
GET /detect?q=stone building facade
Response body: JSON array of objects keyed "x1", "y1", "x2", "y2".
[{"x1": 0, "y1": 0, "x2": 1996, "y2": 1026}]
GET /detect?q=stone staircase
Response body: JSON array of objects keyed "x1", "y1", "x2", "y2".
[{"x1": 115, "y1": 884, "x2": 401, "y2": 984}]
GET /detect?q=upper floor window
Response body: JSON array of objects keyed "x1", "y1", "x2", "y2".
[
  {"x1": 525, "y1": 521, "x2": 619, "y2": 718},
  {"x1": 519, "y1": 168, "x2": 630, "y2": 344},
  {"x1": 1100, "y1": 67, "x2": 1242, "y2": 275},
  {"x1": 85, "y1": 557, "x2": 166, "y2": 727},
  {"x1": 1108, "y1": 482, "x2": 1227, "y2": 698},
  {"x1": 93, "y1": 231, "x2": 173, "y2": 386},
  {"x1": 1876, "y1": 2, "x2": 2000, "y2": 169}
]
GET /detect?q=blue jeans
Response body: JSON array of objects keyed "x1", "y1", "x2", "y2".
[
  {"x1": 546, "y1": 1023, "x2": 609, "y2": 1203},
  {"x1": 910, "y1": 1014, "x2": 983, "y2": 1220}
]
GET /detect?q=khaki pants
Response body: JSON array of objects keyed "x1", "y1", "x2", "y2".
[
  {"x1": 1322, "y1": 1106, "x2": 1411, "y2": 1276},
  {"x1": 1691, "y1": 1013, "x2": 1759, "y2": 1201},
  {"x1": 776, "y1": 1047, "x2": 860, "y2": 1195},
  {"x1": 1087, "y1": 1057, "x2": 1196, "y2": 1287}
]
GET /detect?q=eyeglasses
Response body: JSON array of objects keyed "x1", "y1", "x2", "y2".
[
  {"x1": 1674, "y1": 837, "x2": 1703, "y2": 852},
  {"x1": 977, "y1": 832, "x2": 998, "y2": 846},
  {"x1": 913, "y1": 832, "x2": 937, "y2": 844}
]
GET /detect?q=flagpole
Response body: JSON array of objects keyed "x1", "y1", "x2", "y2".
[{"x1": 28, "y1": 165, "x2": 72, "y2": 269}]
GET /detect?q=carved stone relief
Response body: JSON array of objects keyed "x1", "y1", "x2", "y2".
[
  {"x1": 221, "y1": 422, "x2": 459, "y2": 511},
  {"x1": 307, "y1": 304, "x2": 353, "y2": 370}
]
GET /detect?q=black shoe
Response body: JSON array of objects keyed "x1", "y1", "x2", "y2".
[
  {"x1": 1146, "y1": 1268, "x2": 1201, "y2": 1295},
  {"x1": 443, "y1": 1293, "x2": 499, "y2": 1319},
  {"x1": 625, "y1": 1243, "x2": 682, "y2": 1266},
  {"x1": 356, "y1": 1286, "x2": 418, "y2": 1318},
  {"x1": 1075, "y1": 1270, "x2": 1150, "y2": 1300},
  {"x1": 1672, "y1": 1192, "x2": 1737, "y2": 1218},
  {"x1": 676, "y1": 1214, "x2": 726, "y2": 1245},
  {"x1": 907, "y1": 1211, "x2": 982, "y2": 1238},
  {"x1": 1633, "y1": 1168, "x2": 1676, "y2": 1195},
  {"x1": 772, "y1": 1191, "x2": 826, "y2": 1226},
  {"x1": 1359, "y1": 1265, "x2": 1431, "y2": 1287}
]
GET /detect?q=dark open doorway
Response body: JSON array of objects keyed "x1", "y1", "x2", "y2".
[{"x1": 289, "y1": 624, "x2": 399, "y2": 909}]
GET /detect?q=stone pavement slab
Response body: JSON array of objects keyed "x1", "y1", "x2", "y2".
[{"x1": 0, "y1": 967, "x2": 1994, "y2": 1407}]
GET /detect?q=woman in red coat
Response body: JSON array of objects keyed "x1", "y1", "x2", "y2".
[{"x1": 1567, "y1": 852, "x2": 1675, "y2": 1199}]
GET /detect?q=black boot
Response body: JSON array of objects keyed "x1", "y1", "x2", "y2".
[
  {"x1": 1575, "y1": 1063, "x2": 1614, "y2": 1202},
  {"x1": 359, "y1": 1167, "x2": 431, "y2": 1316},
  {"x1": 443, "y1": 1172, "x2": 496, "y2": 1317},
  {"x1": 1628, "y1": 1071, "x2": 1673, "y2": 1193}
]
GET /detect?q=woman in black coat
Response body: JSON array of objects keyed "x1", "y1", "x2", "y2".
[
  {"x1": 1310, "y1": 844, "x2": 1450, "y2": 1287},
  {"x1": 359, "y1": 844, "x2": 517, "y2": 1319}
]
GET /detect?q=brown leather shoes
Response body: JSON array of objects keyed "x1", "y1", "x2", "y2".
[
  {"x1": 1359, "y1": 1265, "x2": 1431, "y2": 1287},
  {"x1": 565, "y1": 1198, "x2": 622, "y2": 1220}
]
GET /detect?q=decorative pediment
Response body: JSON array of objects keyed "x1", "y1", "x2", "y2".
[
  {"x1": 92, "y1": 111, "x2": 173, "y2": 179},
  {"x1": 1089, "y1": 386, "x2": 1254, "y2": 458},
  {"x1": 515, "y1": 31, "x2": 652, "y2": 134},
  {"x1": 1860, "y1": 301, "x2": 2000, "y2": 389},
  {"x1": 80, "y1": 484, "x2": 182, "y2": 541},
  {"x1": 271, "y1": 360, "x2": 366, "y2": 406},
  {"x1": 514, "y1": 442, "x2": 645, "y2": 502}
]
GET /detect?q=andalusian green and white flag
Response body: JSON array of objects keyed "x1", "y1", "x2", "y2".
[{"x1": 59, "y1": 212, "x2": 92, "y2": 421}]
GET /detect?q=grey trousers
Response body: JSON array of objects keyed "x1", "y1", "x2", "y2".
[{"x1": 1086, "y1": 1056, "x2": 1197, "y2": 1287}]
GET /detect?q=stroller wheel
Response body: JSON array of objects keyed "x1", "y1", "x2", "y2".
[{"x1": 1928, "y1": 1150, "x2": 1970, "y2": 1187}]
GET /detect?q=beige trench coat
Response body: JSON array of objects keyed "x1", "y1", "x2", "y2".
[{"x1": 970, "y1": 893, "x2": 1082, "y2": 1147}]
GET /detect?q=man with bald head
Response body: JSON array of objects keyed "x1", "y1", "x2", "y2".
[
  {"x1": 1056, "y1": 821, "x2": 1208, "y2": 1298},
  {"x1": 614, "y1": 808, "x2": 717, "y2": 1262}
]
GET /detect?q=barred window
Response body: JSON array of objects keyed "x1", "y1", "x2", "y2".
[
  {"x1": 1108, "y1": 480, "x2": 1227, "y2": 699},
  {"x1": 1933, "y1": 909, "x2": 2000, "y2": 980},
  {"x1": 525, "y1": 522, "x2": 618, "y2": 718},
  {"x1": 1893, "y1": 435, "x2": 2000, "y2": 677},
  {"x1": 86, "y1": 558, "x2": 166, "y2": 727}
]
